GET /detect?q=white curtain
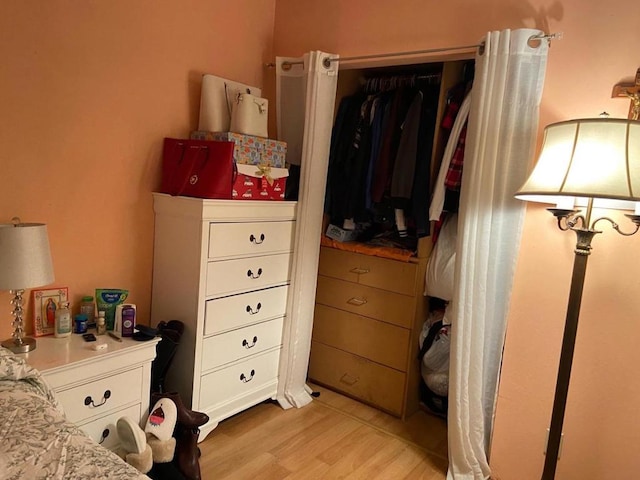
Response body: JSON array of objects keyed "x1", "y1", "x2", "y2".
[
  {"x1": 275, "y1": 51, "x2": 338, "y2": 409},
  {"x1": 447, "y1": 29, "x2": 549, "y2": 479}
]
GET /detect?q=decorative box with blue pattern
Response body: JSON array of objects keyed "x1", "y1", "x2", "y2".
[{"x1": 190, "y1": 131, "x2": 287, "y2": 168}]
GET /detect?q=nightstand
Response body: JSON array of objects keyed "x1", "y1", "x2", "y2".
[{"x1": 20, "y1": 333, "x2": 159, "y2": 450}]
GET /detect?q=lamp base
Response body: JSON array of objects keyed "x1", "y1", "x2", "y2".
[{"x1": 1, "y1": 336, "x2": 37, "y2": 353}]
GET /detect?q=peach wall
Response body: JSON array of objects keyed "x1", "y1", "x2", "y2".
[
  {"x1": 0, "y1": 0, "x2": 276, "y2": 337},
  {"x1": 272, "y1": 1, "x2": 640, "y2": 478}
]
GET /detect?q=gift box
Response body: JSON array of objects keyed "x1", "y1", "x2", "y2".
[
  {"x1": 190, "y1": 131, "x2": 287, "y2": 168},
  {"x1": 233, "y1": 164, "x2": 288, "y2": 200}
]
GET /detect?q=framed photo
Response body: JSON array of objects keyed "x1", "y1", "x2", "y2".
[{"x1": 32, "y1": 287, "x2": 69, "y2": 337}]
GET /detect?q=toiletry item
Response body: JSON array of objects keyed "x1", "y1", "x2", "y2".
[
  {"x1": 74, "y1": 314, "x2": 88, "y2": 334},
  {"x1": 95, "y1": 289, "x2": 128, "y2": 331},
  {"x1": 80, "y1": 296, "x2": 96, "y2": 327},
  {"x1": 96, "y1": 312, "x2": 106, "y2": 335},
  {"x1": 54, "y1": 302, "x2": 72, "y2": 338},
  {"x1": 114, "y1": 304, "x2": 136, "y2": 338}
]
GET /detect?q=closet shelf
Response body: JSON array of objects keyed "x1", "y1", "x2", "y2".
[{"x1": 320, "y1": 235, "x2": 418, "y2": 263}]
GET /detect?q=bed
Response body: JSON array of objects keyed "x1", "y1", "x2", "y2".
[{"x1": 0, "y1": 346, "x2": 149, "y2": 479}]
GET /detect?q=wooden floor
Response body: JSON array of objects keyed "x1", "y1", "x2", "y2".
[{"x1": 199, "y1": 384, "x2": 448, "y2": 479}]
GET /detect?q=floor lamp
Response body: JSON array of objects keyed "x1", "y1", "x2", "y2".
[{"x1": 515, "y1": 118, "x2": 640, "y2": 479}]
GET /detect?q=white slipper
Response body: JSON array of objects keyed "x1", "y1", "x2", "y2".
[
  {"x1": 117, "y1": 416, "x2": 146, "y2": 455},
  {"x1": 145, "y1": 397, "x2": 177, "y2": 441},
  {"x1": 125, "y1": 444, "x2": 153, "y2": 474},
  {"x1": 147, "y1": 432, "x2": 176, "y2": 463}
]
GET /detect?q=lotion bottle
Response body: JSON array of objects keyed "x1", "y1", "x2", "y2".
[{"x1": 54, "y1": 302, "x2": 72, "y2": 338}]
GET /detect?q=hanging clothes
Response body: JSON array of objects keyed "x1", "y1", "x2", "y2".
[
  {"x1": 325, "y1": 71, "x2": 442, "y2": 244},
  {"x1": 429, "y1": 92, "x2": 471, "y2": 222}
]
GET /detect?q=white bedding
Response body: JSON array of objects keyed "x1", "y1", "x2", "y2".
[{"x1": 0, "y1": 346, "x2": 149, "y2": 480}]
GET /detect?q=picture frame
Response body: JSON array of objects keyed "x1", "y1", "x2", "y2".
[{"x1": 32, "y1": 287, "x2": 69, "y2": 337}]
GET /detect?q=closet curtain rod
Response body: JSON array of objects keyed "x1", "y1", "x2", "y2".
[{"x1": 266, "y1": 32, "x2": 562, "y2": 69}]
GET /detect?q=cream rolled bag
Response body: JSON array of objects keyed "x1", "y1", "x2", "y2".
[{"x1": 197, "y1": 74, "x2": 261, "y2": 133}]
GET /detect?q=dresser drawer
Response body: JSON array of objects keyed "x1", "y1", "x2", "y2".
[
  {"x1": 308, "y1": 341, "x2": 405, "y2": 416},
  {"x1": 199, "y1": 349, "x2": 280, "y2": 408},
  {"x1": 79, "y1": 403, "x2": 141, "y2": 451},
  {"x1": 202, "y1": 317, "x2": 284, "y2": 371},
  {"x1": 315, "y1": 275, "x2": 415, "y2": 328},
  {"x1": 56, "y1": 367, "x2": 143, "y2": 425},
  {"x1": 206, "y1": 253, "x2": 292, "y2": 297},
  {"x1": 312, "y1": 304, "x2": 410, "y2": 371},
  {"x1": 204, "y1": 285, "x2": 288, "y2": 335},
  {"x1": 208, "y1": 221, "x2": 295, "y2": 260},
  {"x1": 318, "y1": 247, "x2": 418, "y2": 295}
]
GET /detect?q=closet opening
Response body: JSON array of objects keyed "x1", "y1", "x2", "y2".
[{"x1": 305, "y1": 56, "x2": 474, "y2": 455}]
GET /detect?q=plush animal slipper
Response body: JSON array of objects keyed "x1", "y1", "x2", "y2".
[
  {"x1": 118, "y1": 416, "x2": 146, "y2": 454},
  {"x1": 145, "y1": 397, "x2": 177, "y2": 441},
  {"x1": 116, "y1": 416, "x2": 152, "y2": 473},
  {"x1": 124, "y1": 445, "x2": 153, "y2": 473},
  {"x1": 147, "y1": 433, "x2": 177, "y2": 463},
  {"x1": 145, "y1": 397, "x2": 178, "y2": 463}
]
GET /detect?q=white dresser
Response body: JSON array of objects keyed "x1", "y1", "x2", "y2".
[
  {"x1": 150, "y1": 193, "x2": 296, "y2": 442},
  {"x1": 21, "y1": 333, "x2": 159, "y2": 450}
]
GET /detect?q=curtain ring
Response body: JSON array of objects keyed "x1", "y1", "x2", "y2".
[
  {"x1": 477, "y1": 41, "x2": 486, "y2": 56},
  {"x1": 322, "y1": 57, "x2": 334, "y2": 69}
]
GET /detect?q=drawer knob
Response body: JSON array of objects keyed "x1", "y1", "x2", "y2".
[
  {"x1": 245, "y1": 302, "x2": 262, "y2": 315},
  {"x1": 84, "y1": 389, "x2": 111, "y2": 408},
  {"x1": 240, "y1": 369, "x2": 256, "y2": 383},
  {"x1": 349, "y1": 267, "x2": 370, "y2": 274},
  {"x1": 346, "y1": 297, "x2": 367, "y2": 306},
  {"x1": 249, "y1": 233, "x2": 265, "y2": 244},
  {"x1": 99, "y1": 428, "x2": 110, "y2": 444},
  {"x1": 242, "y1": 336, "x2": 258, "y2": 349},
  {"x1": 247, "y1": 268, "x2": 263, "y2": 279}
]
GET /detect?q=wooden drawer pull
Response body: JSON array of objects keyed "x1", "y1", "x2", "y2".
[
  {"x1": 84, "y1": 389, "x2": 111, "y2": 408},
  {"x1": 346, "y1": 297, "x2": 367, "y2": 306},
  {"x1": 240, "y1": 369, "x2": 256, "y2": 383},
  {"x1": 349, "y1": 267, "x2": 370, "y2": 274},
  {"x1": 247, "y1": 267, "x2": 263, "y2": 279},
  {"x1": 245, "y1": 302, "x2": 262, "y2": 315},
  {"x1": 99, "y1": 428, "x2": 110, "y2": 444},
  {"x1": 249, "y1": 233, "x2": 265, "y2": 244},
  {"x1": 340, "y1": 373, "x2": 359, "y2": 386},
  {"x1": 242, "y1": 336, "x2": 258, "y2": 349}
]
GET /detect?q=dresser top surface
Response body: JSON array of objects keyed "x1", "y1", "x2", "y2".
[
  {"x1": 152, "y1": 193, "x2": 297, "y2": 221},
  {"x1": 18, "y1": 333, "x2": 159, "y2": 374}
]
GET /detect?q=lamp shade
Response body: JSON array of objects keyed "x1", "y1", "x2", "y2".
[
  {"x1": 515, "y1": 118, "x2": 640, "y2": 210},
  {"x1": 0, "y1": 223, "x2": 54, "y2": 290}
]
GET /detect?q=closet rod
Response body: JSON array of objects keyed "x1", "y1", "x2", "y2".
[{"x1": 265, "y1": 32, "x2": 562, "y2": 69}]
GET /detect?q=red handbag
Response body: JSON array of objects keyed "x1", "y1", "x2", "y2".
[{"x1": 161, "y1": 138, "x2": 236, "y2": 199}]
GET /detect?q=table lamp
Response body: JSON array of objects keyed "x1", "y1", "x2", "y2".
[
  {"x1": 515, "y1": 117, "x2": 640, "y2": 479},
  {"x1": 0, "y1": 219, "x2": 55, "y2": 353}
]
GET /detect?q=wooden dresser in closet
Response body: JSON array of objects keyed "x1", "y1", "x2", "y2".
[
  {"x1": 308, "y1": 59, "x2": 469, "y2": 419},
  {"x1": 309, "y1": 246, "x2": 428, "y2": 419}
]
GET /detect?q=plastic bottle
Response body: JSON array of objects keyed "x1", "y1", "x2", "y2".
[
  {"x1": 80, "y1": 296, "x2": 96, "y2": 327},
  {"x1": 54, "y1": 302, "x2": 72, "y2": 338},
  {"x1": 96, "y1": 312, "x2": 106, "y2": 335},
  {"x1": 74, "y1": 314, "x2": 88, "y2": 334}
]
